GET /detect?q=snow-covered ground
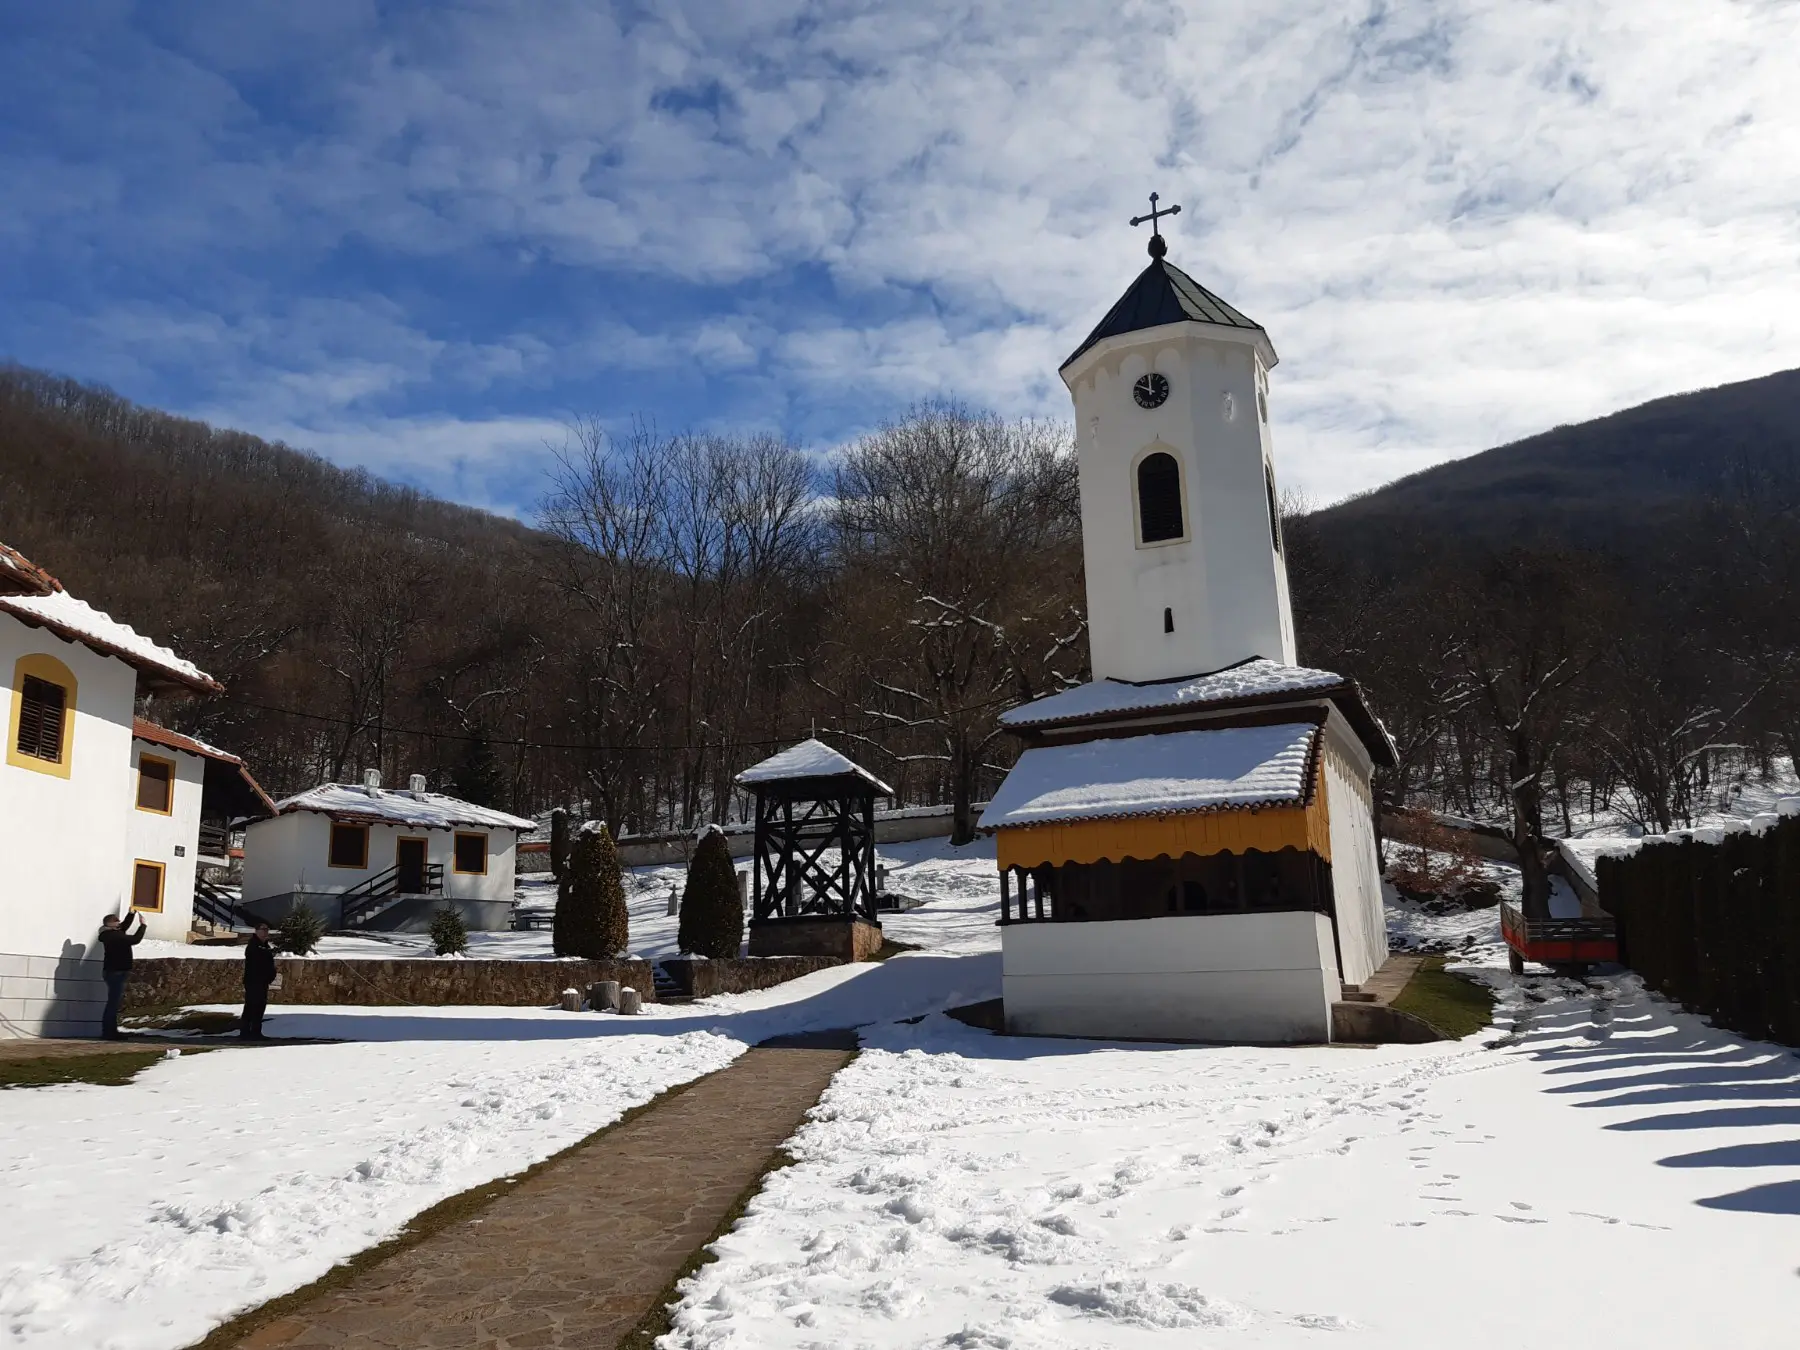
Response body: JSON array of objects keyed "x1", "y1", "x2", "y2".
[
  {"x1": 22, "y1": 836, "x2": 1799, "y2": 1349},
  {"x1": 0, "y1": 952, "x2": 998, "y2": 1350},
  {"x1": 669, "y1": 976, "x2": 1800, "y2": 1348}
]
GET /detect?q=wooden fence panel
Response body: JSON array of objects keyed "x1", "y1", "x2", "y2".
[{"x1": 1602, "y1": 817, "x2": 1800, "y2": 1047}]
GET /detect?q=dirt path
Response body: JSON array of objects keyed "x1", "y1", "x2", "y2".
[{"x1": 228, "y1": 1038, "x2": 855, "y2": 1349}]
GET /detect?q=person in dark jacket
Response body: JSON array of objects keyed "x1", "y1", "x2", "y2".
[
  {"x1": 241, "y1": 922, "x2": 277, "y2": 1040},
  {"x1": 96, "y1": 911, "x2": 146, "y2": 1039}
]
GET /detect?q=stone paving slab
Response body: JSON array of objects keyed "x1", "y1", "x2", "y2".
[{"x1": 229, "y1": 1042, "x2": 854, "y2": 1349}]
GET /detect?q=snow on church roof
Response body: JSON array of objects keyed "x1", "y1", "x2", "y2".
[
  {"x1": 735, "y1": 738, "x2": 895, "y2": 795},
  {"x1": 979, "y1": 722, "x2": 1320, "y2": 831},
  {"x1": 1000, "y1": 658, "x2": 1345, "y2": 729},
  {"x1": 275, "y1": 783, "x2": 535, "y2": 832}
]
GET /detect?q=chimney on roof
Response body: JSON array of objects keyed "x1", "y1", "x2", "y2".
[
  {"x1": 408, "y1": 773, "x2": 428, "y2": 797},
  {"x1": 363, "y1": 768, "x2": 382, "y2": 790}
]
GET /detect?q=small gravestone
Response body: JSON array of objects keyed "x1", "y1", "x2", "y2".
[
  {"x1": 560, "y1": 987, "x2": 582, "y2": 1012},
  {"x1": 619, "y1": 986, "x2": 642, "y2": 1015},
  {"x1": 589, "y1": 979, "x2": 621, "y2": 1012},
  {"x1": 736, "y1": 870, "x2": 748, "y2": 912},
  {"x1": 667, "y1": 884, "x2": 681, "y2": 916}
]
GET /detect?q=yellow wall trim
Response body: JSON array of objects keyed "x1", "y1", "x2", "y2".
[
  {"x1": 996, "y1": 768, "x2": 1332, "y2": 870},
  {"x1": 7, "y1": 652, "x2": 78, "y2": 779}
]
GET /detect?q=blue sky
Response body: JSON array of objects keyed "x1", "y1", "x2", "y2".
[{"x1": 3, "y1": 1, "x2": 1799, "y2": 518}]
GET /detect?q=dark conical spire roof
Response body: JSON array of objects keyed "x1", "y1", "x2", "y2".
[{"x1": 1061, "y1": 257, "x2": 1268, "y2": 372}]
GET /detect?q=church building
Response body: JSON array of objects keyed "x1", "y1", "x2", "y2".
[{"x1": 981, "y1": 200, "x2": 1394, "y2": 1044}]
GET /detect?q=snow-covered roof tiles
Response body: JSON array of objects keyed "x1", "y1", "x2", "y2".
[
  {"x1": 275, "y1": 783, "x2": 535, "y2": 832},
  {"x1": 979, "y1": 722, "x2": 1320, "y2": 832},
  {"x1": 0, "y1": 581, "x2": 220, "y2": 693},
  {"x1": 1000, "y1": 658, "x2": 1344, "y2": 729},
  {"x1": 0, "y1": 542, "x2": 59, "y2": 596},
  {"x1": 735, "y1": 738, "x2": 895, "y2": 795}
]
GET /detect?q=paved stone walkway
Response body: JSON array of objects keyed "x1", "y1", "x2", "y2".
[{"x1": 233, "y1": 1040, "x2": 855, "y2": 1349}]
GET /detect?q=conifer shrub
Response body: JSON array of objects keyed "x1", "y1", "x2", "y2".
[
  {"x1": 276, "y1": 904, "x2": 326, "y2": 956},
  {"x1": 556, "y1": 821, "x2": 630, "y2": 958},
  {"x1": 430, "y1": 905, "x2": 469, "y2": 956},
  {"x1": 678, "y1": 825, "x2": 743, "y2": 958}
]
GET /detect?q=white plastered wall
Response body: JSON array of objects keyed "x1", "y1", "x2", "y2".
[
  {"x1": 1321, "y1": 721, "x2": 1388, "y2": 988},
  {"x1": 1064, "y1": 323, "x2": 1297, "y2": 683},
  {"x1": 125, "y1": 740, "x2": 205, "y2": 941},
  {"x1": 0, "y1": 615, "x2": 138, "y2": 1037},
  {"x1": 1002, "y1": 910, "x2": 1339, "y2": 1044}
]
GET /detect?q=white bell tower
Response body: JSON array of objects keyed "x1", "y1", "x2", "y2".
[{"x1": 1060, "y1": 197, "x2": 1296, "y2": 684}]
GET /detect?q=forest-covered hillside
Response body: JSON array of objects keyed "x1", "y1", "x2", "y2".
[{"x1": 4, "y1": 360, "x2": 1797, "y2": 859}]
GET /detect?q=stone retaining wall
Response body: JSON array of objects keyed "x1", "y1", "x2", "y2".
[
  {"x1": 659, "y1": 955, "x2": 842, "y2": 999},
  {"x1": 125, "y1": 957, "x2": 656, "y2": 1013}
]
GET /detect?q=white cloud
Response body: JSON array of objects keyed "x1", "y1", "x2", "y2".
[{"x1": 8, "y1": 0, "x2": 1800, "y2": 507}]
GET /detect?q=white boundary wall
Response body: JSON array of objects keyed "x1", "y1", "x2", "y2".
[{"x1": 1002, "y1": 910, "x2": 1340, "y2": 1044}]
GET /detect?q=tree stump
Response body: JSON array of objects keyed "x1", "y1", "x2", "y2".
[
  {"x1": 560, "y1": 987, "x2": 582, "y2": 1012},
  {"x1": 589, "y1": 979, "x2": 621, "y2": 1012},
  {"x1": 619, "y1": 986, "x2": 642, "y2": 1015}
]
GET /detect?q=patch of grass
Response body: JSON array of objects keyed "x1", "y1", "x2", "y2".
[
  {"x1": 619, "y1": 1148, "x2": 799, "y2": 1347},
  {"x1": 189, "y1": 1071, "x2": 714, "y2": 1350},
  {"x1": 0, "y1": 1049, "x2": 194, "y2": 1089},
  {"x1": 1391, "y1": 957, "x2": 1497, "y2": 1039}
]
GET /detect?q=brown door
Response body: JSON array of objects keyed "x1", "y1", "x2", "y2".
[{"x1": 396, "y1": 837, "x2": 428, "y2": 894}]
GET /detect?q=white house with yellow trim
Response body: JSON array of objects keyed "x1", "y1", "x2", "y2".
[
  {"x1": 241, "y1": 778, "x2": 532, "y2": 932},
  {"x1": 981, "y1": 226, "x2": 1394, "y2": 1045},
  {"x1": 0, "y1": 542, "x2": 223, "y2": 1037}
]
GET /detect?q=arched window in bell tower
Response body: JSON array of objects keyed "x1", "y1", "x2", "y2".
[{"x1": 1135, "y1": 450, "x2": 1185, "y2": 544}]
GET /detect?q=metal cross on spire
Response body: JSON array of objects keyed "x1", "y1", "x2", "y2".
[{"x1": 1129, "y1": 192, "x2": 1181, "y2": 259}]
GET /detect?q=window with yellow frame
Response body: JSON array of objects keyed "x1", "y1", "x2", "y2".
[
  {"x1": 136, "y1": 754, "x2": 175, "y2": 813},
  {"x1": 131, "y1": 859, "x2": 165, "y2": 913},
  {"x1": 7, "y1": 653, "x2": 77, "y2": 779}
]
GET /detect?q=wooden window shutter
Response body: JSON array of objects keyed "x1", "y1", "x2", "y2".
[
  {"x1": 16, "y1": 675, "x2": 67, "y2": 762},
  {"x1": 1136, "y1": 453, "x2": 1184, "y2": 544}
]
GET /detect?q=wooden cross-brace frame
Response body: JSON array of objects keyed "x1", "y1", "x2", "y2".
[{"x1": 748, "y1": 775, "x2": 879, "y2": 926}]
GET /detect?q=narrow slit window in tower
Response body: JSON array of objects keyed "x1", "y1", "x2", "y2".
[
  {"x1": 1137, "y1": 452, "x2": 1184, "y2": 543},
  {"x1": 1265, "y1": 461, "x2": 1283, "y2": 554},
  {"x1": 1163, "y1": 607, "x2": 1174, "y2": 634}
]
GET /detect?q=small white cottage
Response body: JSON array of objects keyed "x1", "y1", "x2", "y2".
[
  {"x1": 1, "y1": 541, "x2": 221, "y2": 1036},
  {"x1": 241, "y1": 776, "x2": 534, "y2": 932}
]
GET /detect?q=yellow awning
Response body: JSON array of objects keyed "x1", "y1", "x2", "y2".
[{"x1": 995, "y1": 773, "x2": 1331, "y2": 870}]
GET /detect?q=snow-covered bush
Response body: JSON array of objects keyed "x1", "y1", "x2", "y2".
[
  {"x1": 555, "y1": 821, "x2": 629, "y2": 958},
  {"x1": 275, "y1": 904, "x2": 326, "y2": 956},
  {"x1": 678, "y1": 825, "x2": 742, "y2": 959},
  {"x1": 429, "y1": 905, "x2": 468, "y2": 956}
]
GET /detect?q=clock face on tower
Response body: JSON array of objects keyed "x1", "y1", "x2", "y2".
[{"x1": 1132, "y1": 372, "x2": 1170, "y2": 409}]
